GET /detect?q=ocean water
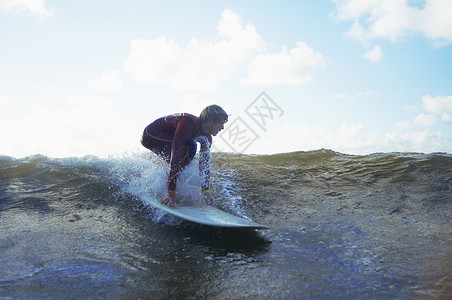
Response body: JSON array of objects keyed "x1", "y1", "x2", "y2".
[{"x1": 0, "y1": 150, "x2": 451, "y2": 299}]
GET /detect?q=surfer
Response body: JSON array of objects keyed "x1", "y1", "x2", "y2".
[{"x1": 141, "y1": 105, "x2": 228, "y2": 206}]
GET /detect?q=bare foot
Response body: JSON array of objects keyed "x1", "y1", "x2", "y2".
[{"x1": 161, "y1": 191, "x2": 178, "y2": 206}]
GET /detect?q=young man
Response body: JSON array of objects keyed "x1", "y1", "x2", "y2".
[{"x1": 141, "y1": 105, "x2": 228, "y2": 206}]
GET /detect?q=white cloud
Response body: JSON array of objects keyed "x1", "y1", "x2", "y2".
[
  {"x1": 176, "y1": 94, "x2": 213, "y2": 115},
  {"x1": 336, "y1": 123, "x2": 378, "y2": 150},
  {"x1": 442, "y1": 113, "x2": 452, "y2": 122},
  {"x1": 393, "y1": 95, "x2": 452, "y2": 132},
  {"x1": 355, "y1": 91, "x2": 373, "y2": 97},
  {"x1": 332, "y1": 0, "x2": 452, "y2": 46},
  {"x1": 334, "y1": 91, "x2": 373, "y2": 99},
  {"x1": 124, "y1": 9, "x2": 324, "y2": 91},
  {"x1": 422, "y1": 95, "x2": 452, "y2": 114},
  {"x1": 419, "y1": 0, "x2": 452, "y2": 45},
  {"x1": 0, "y1": 96, "x2": 137, "y2": 158},
  {"x1": 88, "y1": 69, "x2": 123, "y2": 92},
  {"x1": 344, "y1": 19, "x2": 369, "y2": 44},
  {"x1": 386, "y1": 129, "x2": 444, "y2": 153},
  {"x1": 403, "y1": 105, "x2": 420, "y2": 112},
  {"x1": 66, "y1": 95, "x2": 111, "y2": 110},
  {"x1": 334, "y1": 93, "x2": 352, "y2": 99},
  {"x1": 124, "y1": 9, "x2": 265, "y2": 91},
  {"x1": 395, "y1": 120, "x2": 411, "y2": 129},
  {"x1": 240, "y1": 120, "x2": 451, "y2": 155},
  {"x1": 246, "y1": 122, "x2": 379, "y2": 155},
  {"x1": 0, "y1": 0, "x2": 54, "y2": 19},
  {"x1": 240, "y1": 42, "x2": 325, "y2": 85},
  {"x1": 0, "y1": 95, "x2": 8, "y2": 104},
  {"x1": 363, "y1": 46, "x2": 383, "y2": 63},
  {"x1": 413, "y1": 113, "x2": 438, "y2": 126}
]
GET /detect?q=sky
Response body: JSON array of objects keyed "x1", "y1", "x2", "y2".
[{"x1": 1, "y1": 0, "x2": 452, "y2": 158}]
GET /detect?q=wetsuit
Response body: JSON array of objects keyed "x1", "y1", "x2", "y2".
[{"x1": 141, "y1": 113, "x2": 212, "y2": 193}]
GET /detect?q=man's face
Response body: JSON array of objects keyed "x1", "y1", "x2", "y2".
[{"x1": 207, "y1": 119, "x2": 226, "y2": 136}]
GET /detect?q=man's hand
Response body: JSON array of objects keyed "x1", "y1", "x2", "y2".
[{"x1": 161, "y1": 191, "x2": 178, "y2": 206}]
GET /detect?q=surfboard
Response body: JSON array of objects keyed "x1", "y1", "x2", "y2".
[{"x1": 148, "y1": 198, "x2": 269, "y2": 229}]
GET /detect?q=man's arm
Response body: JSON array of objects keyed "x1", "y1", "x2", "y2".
[
  {"x1": 197, "y1": 136, "x2": 216, "y2": 205},
  {"x1": 199, "y1": 150, "x2": 210, "y2": 192},
  {"x1": 167, "y1": 117, "x2": 195, "y2": 193}
]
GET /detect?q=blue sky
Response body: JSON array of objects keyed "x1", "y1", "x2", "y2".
[{"x1": 1, "y1": 0, "x2": 451, "y2": 158}]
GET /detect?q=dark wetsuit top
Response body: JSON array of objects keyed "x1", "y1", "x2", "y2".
[{"x1": 141, "y1": 113, "x2": 212, "y2": 192}]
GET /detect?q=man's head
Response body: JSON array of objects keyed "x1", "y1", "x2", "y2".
[
  {"x1": 199, "y1": 105, "x2": 228, "y2": 124},
  {"x1": 199, "y1": 105, "x2": 228, "y2": 136}
]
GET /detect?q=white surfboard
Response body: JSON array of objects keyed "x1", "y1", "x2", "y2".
[{"x1": 148, "y1": 198, "x2": 269, "y2": 229}]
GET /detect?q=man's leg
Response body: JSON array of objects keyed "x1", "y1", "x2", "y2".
[{"x1": 141, "y1": 137, "x2": 172, "y2": 163}]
